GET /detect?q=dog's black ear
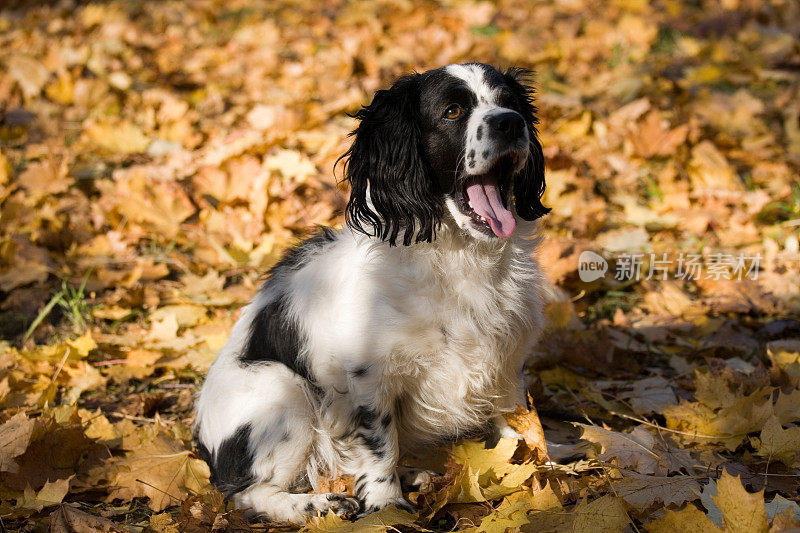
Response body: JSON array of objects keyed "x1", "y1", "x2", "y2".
[
  {"x1": 341, "y1": 74, "x2": 441, "y2": 246},
  {"x1": 504, "y1": 67, "x2": 550, "y2": 221}
]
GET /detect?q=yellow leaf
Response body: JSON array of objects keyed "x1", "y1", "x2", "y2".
[
  {"x1": 150, "y1": 305, "x2": 207, "y2": 329},
  {"x1": 265, "y1": 149, "x2": 317, "y2": 183},
  {"x1": 92, "y1": 305, "x2": 132, "y2": 321},
  {"x1": 471, "y1": 485, "x2": 561, "y2": 533},
  {"x1": 663, "y1": 388, "x2": 774, "y2": 450},
  {"x1": 300, "y1": 504, "x2": 417, "y2": 532},
  {"x1": 78, "y1": 409, "x2": 120, "y2": 443},
  {"x1": 45, "y1": 71, "x2": 74, "y2": 105},
  {"x1": 85, "y1": 119, "x2": 150, "y2": 154},
  {"x1": 646, "y1": 504, "x2": 722, "y2": 533},
  {"x1": 571, "y1": 495, "x2": 630, "y2": 533},
  {"x1": 449, "y1": 466, "x2": 485, "y2": 503},
  {"x1": 750, "y1": 415, "x2": 800, "y2": 466},
  {"x1": 767, "y1": 340, "x2": 800, "y2": 381},
  {"x1": 774, "y1": 389, "x2": 800, "y2": 425},
  {"x1": 693, "y1": 370, "x2": 739, "y2": 410},
  {"x1": 688, "y1": 141, "x2": 740, "y2": 191},
  {"x1": 149, "y1": 512, "x2": 180, "y2": 533},
  {"x1": 7, "y1": 55, "x2": 50, "y2": 98},
  {"x1": 482, "y1": 461, "x2": 538, "y2": 500},
  {"x1": 711, "y1": 471, "x2": 768, "y2": 533},
  {"x1": 66, "y1": 332, "x2": 97, "y2": 359},
  {"x1": 451, "y1": 438, "x2": 520, "y2": 481},
  {"x1": 18, "y1": 477, "x2": 71, "y2": 511},
  {"x1": 0, "y1": 150, "x2": 11, "y2": 186}
]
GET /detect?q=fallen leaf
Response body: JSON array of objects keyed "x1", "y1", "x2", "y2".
[
  {"x1": 613, "y1": 471, "x2": 700, "y2": 511},
  {"x1": 750, "y1": 415, "x2": 800, "y2": 466},
  {"x1": 106, "y1": 428, "x2": 210, "y2": 511},
  {"x1": 571, "y1": 495, "x2": 630, "y2": 533},
  {"x1": 300, "y1": 505, "x2": 417, "y2": 532},
  {"x1": 0, "y1": 412, "x2": 37, "y2": 472},
  {"x1": 85, "y1": 119, "x2": 150, "y2": 154},
  {"x1": 17, "y1": 477, "x2": 71, "y2": 512},
  {"x1": 504, "y1": 396, "x2": 548, "y2": 460},
  {"x1": 646, "y1": 504, "x2": 722, "y2": 533},
  {"x1": 49, "y1": 504, "x2": 123, "y2": 533},
  {"x1": 711, "y1": 470, "x2": 769, "y2": 533}
]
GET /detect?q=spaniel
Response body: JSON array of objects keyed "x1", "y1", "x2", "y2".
[{"x1": 195, "y1": 63, "x2": 550, "y2": 523}]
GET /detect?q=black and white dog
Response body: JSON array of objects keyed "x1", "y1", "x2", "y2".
[{"x1": 195, "y1": 63, "x2": 550, "y2": 523}]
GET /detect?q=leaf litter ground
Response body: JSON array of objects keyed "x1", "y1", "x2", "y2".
[{"x1": 1, "y1": 0, "x2": 799, "y2": 531}]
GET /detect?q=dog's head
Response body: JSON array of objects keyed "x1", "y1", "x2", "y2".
[{"x1": 342, "y1": 63, "x2": 549, "y2": 246}]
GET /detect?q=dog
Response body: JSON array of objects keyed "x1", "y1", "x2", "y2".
[{"x1": 194, "y1": 62, "x2": 550, "y2": 523}]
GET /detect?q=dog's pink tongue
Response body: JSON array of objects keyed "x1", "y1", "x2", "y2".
[{"x1": 466, "y1": 178, "x2": 516, "y2": 238}]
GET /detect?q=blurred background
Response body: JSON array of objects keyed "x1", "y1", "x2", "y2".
[{"x1": 1, "y1": 0, "x2": 799, "y2": 530}]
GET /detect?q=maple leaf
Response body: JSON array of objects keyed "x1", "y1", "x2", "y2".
[
  {"x1": 106, "y1": 429, "x2": 210, "y2": 511},
  {"x1": 577, "y1": 424, "x2": 662, "y2": 474},
  {"x1": 613, "y1": 470, "x2": 700, "y2": 511},
  {"x1": 178, "y1": 491, "x2": 252, "y2": 533},
  {"x1": 688, "y1": 141, "x2": 741, "y2": 191},
  {"x1": 84, "y1": 119, "x2": 150, "y2": 154},
  {"x1": 300, "y1": 505, "x2": 417, "y2": 532},
  {"x1": 750, "y1": 415, "x2": 800, "y2": 467},
  {"x1": 469, "y1": 483, "x2": 561, "y2": 533},
  {"x1": 624, "y1": 376, "x2": 678, "y2": 415},
  {"x1": 571, "y1": 495, "x2": 630, "y2": 533},
  {"x1": 663, "y1": 388, "x2": 774, "y2": 450},
  {"x1": 504, "y1": 397, "x2": 548, "y2": 460},
  {"x1": 16, "y1": 477, "x2": 71, "y2": 513},
  {"x1": 450, "y1": 438, "x2": 521, "y2": 482},
  {"x1": 646, "y1": 504, "x2": 722, "y2": 533},
  {"x1": 7, "y1": 55, "x2": 49, "y2": 98},
  {"x1": 49, "y1": 504, "x2": 123, "y2": 533},
  {"x1": 711, "y1": 470, "x2": 769, "y2": 533},
  {"x1": 0, "y1": 412, "x2": 36, "y2": 472},
  {"x1": 630, "y1": 110, "x2": 689, "y2": 158},
  {"x1": 2, "y1": 408, "x2": 94, "y2": 493}
]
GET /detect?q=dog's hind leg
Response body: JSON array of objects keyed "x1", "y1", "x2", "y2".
[{"x1": 196, "y1": 362, "x2": 357, "y2": 523}]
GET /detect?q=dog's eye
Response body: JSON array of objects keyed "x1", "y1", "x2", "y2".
[{"x1": 443, "y1": 104, "x2": 462, "y2": 120}]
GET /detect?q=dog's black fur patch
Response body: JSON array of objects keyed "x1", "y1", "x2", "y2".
[
  {"x1": 239, "y1": 228, "x2": 336, "y2": 379},
  {"x1": 199, "y1": 424, "x2": 257, "y2": 497}
]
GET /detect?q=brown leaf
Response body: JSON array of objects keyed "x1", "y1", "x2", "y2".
[
  {"x1": 106, "y1": 428, "x2": 210, "y2": 511},
  {"x1": 504, "y1": 396, "x2": 548, "y2": 460},
  {"x1": 0, "y1": 412, "x2": 36, "y2": 473},
  {"x1": 49, "y1": 505, "x2": 123, "y2": 533},
  {"x1": 631, "y1": 110, "x2": 688, "y2": 158}
]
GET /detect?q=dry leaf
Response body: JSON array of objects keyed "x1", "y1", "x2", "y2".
[
  {"x1": 106, "y1": 429, "x2": 210, "y2": 511},
  {"x1": 646, "y1": 504, "x2": 722, "y2": 533},
  {"x1": 711, "y1": 470, "x2": 769, "y2": 533},
  {"x1": 750, "y1": 415, "x2": 800, "y2": 466}
]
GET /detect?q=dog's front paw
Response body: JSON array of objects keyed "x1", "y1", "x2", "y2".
[{"x1": 357, "y1": 497, "x2": 415, "y2": 518}]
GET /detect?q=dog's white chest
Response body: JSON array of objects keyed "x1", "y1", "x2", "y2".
[{"x1": 384, "y1": 247, "x2": 541, "y2": 445}]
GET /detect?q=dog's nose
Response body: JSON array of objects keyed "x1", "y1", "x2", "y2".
[{"x1": 486, "y1": 111, "x2": 525, "y2": 142}]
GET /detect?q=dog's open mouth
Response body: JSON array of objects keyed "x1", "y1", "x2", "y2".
[{"x1": 459, "y1": 152, "x2": 519, "y2": 238}]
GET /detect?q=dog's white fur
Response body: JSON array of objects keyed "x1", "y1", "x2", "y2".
[
  {"x1": 197, "y1": 222, "x2": 545, "y2": 522},
  {"x1": 195, "y1": 63, "x2": 547, "y2": 523}
]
